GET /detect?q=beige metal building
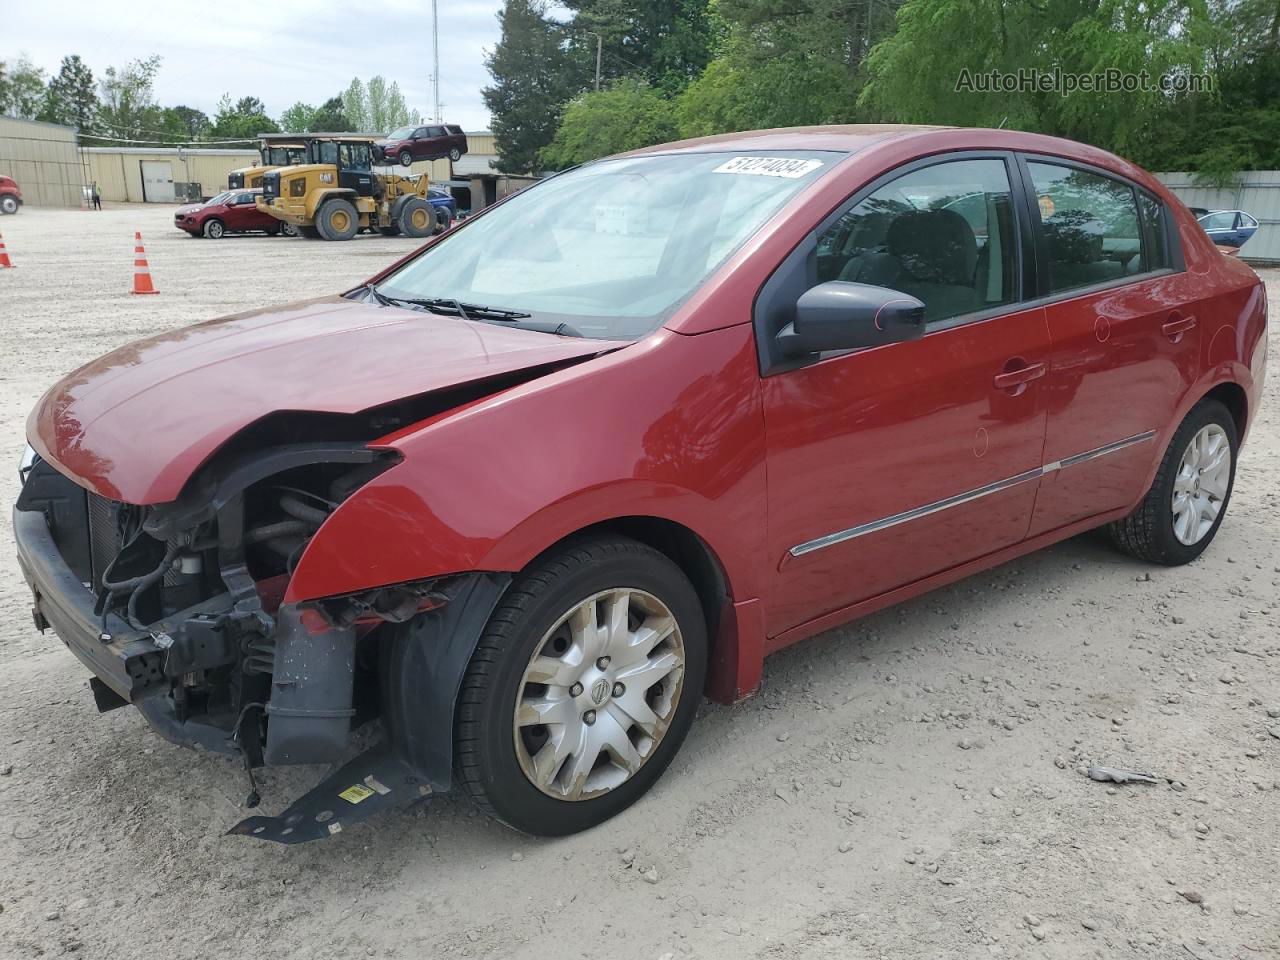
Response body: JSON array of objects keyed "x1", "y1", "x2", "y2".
[
  {"x1": 83, "y1": 147, "x2": 259, "y2": 203},
  {"x1": 0, "y1": 115, "x2": 85, "y2": 207}
]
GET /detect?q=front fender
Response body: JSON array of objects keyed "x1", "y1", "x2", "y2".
[{"x1": 284, "y1": 323, "x2": 768, "y2": 606}]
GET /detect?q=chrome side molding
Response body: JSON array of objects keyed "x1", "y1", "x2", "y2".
[{"x1": 788, "y1": 430, "x2": 1157, "y2": 558}]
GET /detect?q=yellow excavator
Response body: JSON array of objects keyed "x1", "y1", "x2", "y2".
[
  {"x1": 227, "y1": 139, "x2": 307, "y2": 190},
  {"x1": 256, "y1": 133, "x2": 437, "y2": 240}
]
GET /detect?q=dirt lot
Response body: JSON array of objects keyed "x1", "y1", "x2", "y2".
[{"x1": 0, "y1": 204, "x2": 1277, "y2": 959}]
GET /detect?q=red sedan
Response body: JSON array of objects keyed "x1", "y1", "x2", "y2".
[
  {"x1": 15, "y1": 126, "x2": 1268, "y2": 843},
  {"x1": 174, "y1": 188, "x2": 291, "y2": 238}
]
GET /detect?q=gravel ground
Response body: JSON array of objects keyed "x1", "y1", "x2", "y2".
[{"x1": 0, "y1": 204, "x2": 1277, "y2": 959}]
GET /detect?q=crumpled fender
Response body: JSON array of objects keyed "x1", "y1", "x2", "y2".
[{"x1": 284, "y1": 324, "x2": 769, "y2": 607}]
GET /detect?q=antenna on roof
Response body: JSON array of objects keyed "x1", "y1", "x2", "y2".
[{"x1": 997, "y1": 116, "x2": 1008, "y2": 129}]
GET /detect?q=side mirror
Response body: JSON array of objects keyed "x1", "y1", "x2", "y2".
[{"x1": 776, "y1": 281, "x2": 926, "y2": 357}]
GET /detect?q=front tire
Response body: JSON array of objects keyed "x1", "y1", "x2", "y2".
[
  {"x1": 399, "y1": 149, "x2": 414, "y2": 167},
  {"x1": 0, "y1": 195, "x2": 18, "y2": 215},
  {"x1": 398, "y1": 196, "x2": 435, "y2": 238},
  {"x1": 455, "y1": 536, "x2": 706, "y2": 836},
  {"x1": 449, "y1": 147, "x2": 462, "y2": 162},
  {"x1": 203, "y1": 218, "x2": 225, "y2": 239},
  {"x1": 315, "y1": 198, "x2": 359, "y2": 241},
  {"x1": 1107, "y1": 398, "x2": 1238, "y2": 565}
]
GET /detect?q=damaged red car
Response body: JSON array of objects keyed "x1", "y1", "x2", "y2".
[{"x1": 15, "y1": 126, "x2": 1267, "y2": 843}]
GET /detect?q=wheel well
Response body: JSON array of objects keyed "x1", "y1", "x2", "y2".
[
  {"x1": 1203, "y1": 382, "x2": 1248, "y2": 435},
  {"x1": 542, "y1": 517, "x2": 731, "y2": 679}
]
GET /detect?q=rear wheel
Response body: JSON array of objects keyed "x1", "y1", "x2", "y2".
[
  {"x1": 398, "y1": 197, "x2": 435, "y2": 238},
  {"x1": 203, "y1": 218, "x2": 225, "y2": 239},
  {"x1": 399, "y1": 149, "x2": 414, "y2": 167},
  {"x1": 376, "y1": 224, "x2": 402, "y2": 237},
  {"x1": 279, "y1": 222, "x2": 298, "y2": 237},
  {"x1": 1107, "y1": 398, "x2": 1238, "y2": 565},
  {"x1": 455, "y1": 536, "x2": 706, "y2": 836},
  {"x1": 315, "y1": 198, "x2": 359, "y2": 241}
]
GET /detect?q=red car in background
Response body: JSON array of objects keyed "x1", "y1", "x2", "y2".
[
  {"x1": 15, "y1": 125, "x2": 1268, "y2": 844},
  {"x1": 1, "y1": 175, "x2": 22, "y2": 214},
  {"x1": 174, "y1": 188, "x2": 292, "y2": 238}
]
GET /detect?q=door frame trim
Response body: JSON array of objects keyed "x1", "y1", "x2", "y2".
[{"x1": 788, "y1": 430, "x2": 1156, "y2": 558}]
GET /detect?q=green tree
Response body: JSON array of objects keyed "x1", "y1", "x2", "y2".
[
  {"x1": 541, "y1": 79, "x2": 680, "y2": 167},
  {"x1": 364, "y1": 76, "x2": 415, "y2": 132},
  {"x1": 97, "y1": 56, "x2": 163, "y2": 141},
  {"x1": 310, "y1": 95, "x2": 353, "y2": 132},
  {"x1": 161, "y1": 105, "x2": 211, "y2": 140},
  {"x1": 563, "y1": 0, "x2": 717, "y2": 92},
  {"x1": 861, "y1": 0, "x2": 1211, "y2": 157},
  {"x1": 279, "y1": 101, "x2": 318, "y2": 132},
  {"x1": 484, "y1": 0, "x2": 582, "y2": 172},
  {"x1": 0, "y1": 56, "x2": 48, "y2": 120},
  {"x1": 38, "y1": 55, "x2": 98, "y2": 129},
  {"x1": 208, "y1": 93, "x2": 280, "y2": 140},
  {"x1": 342, "y1": 77, "x2": 369, "y2": 130}
]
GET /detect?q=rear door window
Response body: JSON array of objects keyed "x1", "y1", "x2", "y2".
[
  {"x1": 1026, "y1": 161, "x2": 1147, "y2": 292},
  {"x1": 1199, "y1": 211, "x2": 1235, "y2": 232}
]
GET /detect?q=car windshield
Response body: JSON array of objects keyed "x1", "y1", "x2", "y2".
[
  {"x1": 376, "y1": 150, "x2": 839, "y2": 340},
  {"x1": 206, "y1": 191, "x2": 231, "y2": 205},
  {"x1": 387, "y1": 126, "x2": 415, "y2": 140}
]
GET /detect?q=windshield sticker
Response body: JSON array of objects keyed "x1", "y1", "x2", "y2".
[{"x1": 712, "y1": 156, "x2": 824, "y2": 179}]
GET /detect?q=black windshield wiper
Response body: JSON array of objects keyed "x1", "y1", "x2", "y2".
[{"x1": 393, "y1": 296, "x2": 533, "y2": 320}]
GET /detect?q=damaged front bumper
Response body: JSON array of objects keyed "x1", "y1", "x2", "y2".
[{"x1": 14, "y1": 459, "x2": 511, "y2": 844}]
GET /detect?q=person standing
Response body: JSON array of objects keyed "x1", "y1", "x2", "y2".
[{"x1": 91, "y1": 181, "x2": 102, "y2": 211}]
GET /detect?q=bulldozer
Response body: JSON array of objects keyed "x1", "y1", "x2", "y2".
[
  {"x1": 228, "y1": 139, "x2": 306, "y2": 189},
  {"x1": 256, "y1": 133, "x2": 438, "y2": 240}
]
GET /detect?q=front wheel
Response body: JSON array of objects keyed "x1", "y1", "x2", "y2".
[
  {"x1": 1107, "y1": 398, "x2": 1238, "y2": 565},
  {"x1": 315, "y1": 198, "x2": 359, "y2": 241},
  {"x1": 455, "y1": 536, "x2": 706, "y2": 836},
  {"x1": 449, "y1": 147, "x2": 462, "y2": 162},
  {"x1": 0, "y1": 195, "x2": 18, "y2": 215},
  {"x1": 399, "y1": 149, "x2": 414, "y2": 167},
  {"x1": 203, "y1": 218, "x2": 225, "y2": 239}
]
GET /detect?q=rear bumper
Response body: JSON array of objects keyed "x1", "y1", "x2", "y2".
[{"x1": 14, "y1": 506, "x2": 166, "y2": 702}]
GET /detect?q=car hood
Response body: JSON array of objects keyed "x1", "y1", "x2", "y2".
[
  {"x1": 175, "y1": 203, "x2": 204, "y2": 216},
  {"x1": 29, "y1": 296, "x2": 626, "y2": 504}
]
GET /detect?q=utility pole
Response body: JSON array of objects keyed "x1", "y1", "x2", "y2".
[
  {"x1": 432, "y1": 0, "x2": 442, "y2": 122},
  {"x1": 594, "y1": 33, "x2": 602, "y2": 91}
]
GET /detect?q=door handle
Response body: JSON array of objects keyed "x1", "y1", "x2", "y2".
[
  {"x1": 993, "y1": 361, "x2": 1047, "y2": 391},
  {"x1": 1162, "y1": 315, "x2": 1197, "y2": 339}
]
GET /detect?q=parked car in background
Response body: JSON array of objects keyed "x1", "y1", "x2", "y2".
[
  {"x1": 375, "y1": 124, "x2": 468, "y2": 166},
  {"x1": 1198, "y1": 209, "x2": 1258, "y2": 248},
  {"x1": 16, "y1": 126, "x2": 1266, "y2": 844},
  {"x1": 0, "y1": 175, "x2": 22, "y2": 214},
  {"x1": 174, "y1": 188, "x2": 293, "y2": 238}
]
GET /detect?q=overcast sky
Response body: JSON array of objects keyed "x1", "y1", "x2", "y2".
[{"x1": 5, "y1": 0, "x2": 505, "y2": 132}]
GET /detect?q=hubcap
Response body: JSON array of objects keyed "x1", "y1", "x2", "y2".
[
  {"x1": 1171, "y1": 423, "x2": 1230, "y2": 545},
  {"x1": 332, "y1": 210, "x2": 350, "y2": 231},
  {"x1": 412, "y1": 209, "x2": 428, "y2": 229},
  {"x1": 513, "y1": 588, "x2": 685, "y2": 802}
]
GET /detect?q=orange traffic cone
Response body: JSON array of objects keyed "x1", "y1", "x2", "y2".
[
  {"x1": 0, "y1": 230, "x2": 14, "y2": 268},
  {"x1": 131, "y1": 231, "x2": 158, "y2": 294}
]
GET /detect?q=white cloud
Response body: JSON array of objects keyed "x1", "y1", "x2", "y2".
[{"x1": 5, "y1": 0, "x2": 502, "y2": 131}]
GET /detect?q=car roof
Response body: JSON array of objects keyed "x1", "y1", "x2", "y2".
[{"x1": 620, "y1": 124, "x2": 949, "y2": 157}]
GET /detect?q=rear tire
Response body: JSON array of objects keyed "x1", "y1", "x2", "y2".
[
  {"x1": 1107, "y1": 398, "x2": 1238, "y2": 565},
  {"x1": 398, "y1": 197, "x2": 435, "y2": 238},
  {"x1": 315, "y1": 198, "x2": 359, "y2": 241},
  {"x1": 454, "y1": 536, "x2": 706, "y2": 836},
  {"x1": 203, "y1": 218, "x2": 225, "y2": 239},
  {"x1": 280, "y1": 222, "x2": 298, "y2": 237}
]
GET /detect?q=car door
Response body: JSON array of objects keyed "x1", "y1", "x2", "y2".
[
  {"x1": 226, "y1": 192, "x2": 255, "y2": 230},
  {"x1": 1020, "y1": 158, "x2": 1200, "y2": 537},
  {"x1": 1236, "y1": 212, "x2": 1258, "y2": 247},
  {"x1": 1198, "y1": 210, "x2": 1237, "y2": 246},
  {"x1": 760, "y1": 155, "x2": 1052, "y2": 638}
]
